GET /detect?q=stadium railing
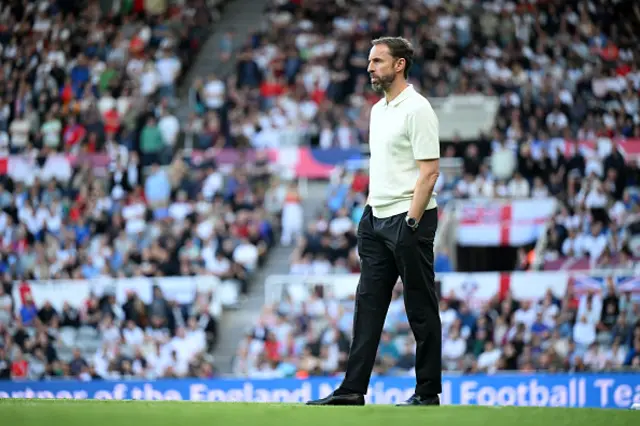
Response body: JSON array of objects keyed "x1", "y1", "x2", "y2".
[
  {"x1": 430, "y1": 94, "x2": 500, "y2": 141},
  {"x1": 263, "y1": 268, "x2": 638, "y2": 308},
  {"x1": 13, "y1": 275, "x2": 234, "y2": 318}
]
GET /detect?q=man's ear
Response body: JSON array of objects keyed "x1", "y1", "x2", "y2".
[{"x1": 395, "y1": 58, "x2": 406, "y2": 74}]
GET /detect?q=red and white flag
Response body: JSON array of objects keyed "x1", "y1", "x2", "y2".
[{"x1": 456, "y1": 198, "x2": 557, "y2": 247}]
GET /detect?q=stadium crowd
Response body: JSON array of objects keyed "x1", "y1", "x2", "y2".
[
  {"x1": 248, "y1": 0, "x2": 640, "y2": 273},
  {"x1": 233, "y1": 279, "x2": 640, "y2": 378},
  {"x1": 0, "y1": 284, "x2": 223, "y2": 380},
  {"x1": 0, "y1": 0, "x2": 285, "y2": 380},
  {"x1": 195, "y1": 0, "x2": 640, "y2": 152},
  {"x1": 2, "y1": 0, "x2": 640, "y2": 381},
  {"x1": 230, "y1": 0, "x2": 640, "y2": 376}
]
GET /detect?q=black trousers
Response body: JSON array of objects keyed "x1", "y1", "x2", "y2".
[{"x1": 339, "y1": 205, "x2": 442, "y2": 396}]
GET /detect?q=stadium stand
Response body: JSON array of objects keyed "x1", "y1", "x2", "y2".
[
  {"x1": 274, "y1": 0, "x2": 640, "y2": 273},
  {"x1": 232, "y1": 0, "x2": 640, "y2": 377},
  {"x1": 234, "y1": 275, "x2": 640, "y2": 377},
  {"x1": 0, "y1": 0, "x2": 284, "y2": 380},
  {"x1": 1, "y1": 0, "x2": 640, "y2": 383}
]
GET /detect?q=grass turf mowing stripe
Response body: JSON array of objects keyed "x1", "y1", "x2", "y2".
[{"x1": 0, "y1": 399, "x2": 637, "y2": 426}]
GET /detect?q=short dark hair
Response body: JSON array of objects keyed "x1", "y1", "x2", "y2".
[{"x1": 371, "y1": 36, "x2": 415, "y2": 79}]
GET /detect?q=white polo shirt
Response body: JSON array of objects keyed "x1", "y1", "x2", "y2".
[{"x1": 368, "y1": 84, "x2": 440, "y2": 218}]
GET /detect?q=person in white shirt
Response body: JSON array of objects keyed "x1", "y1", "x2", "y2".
[
  {"x1": 438, "y1": 300, "x2": 457, "y2": 335},
  {"x1": 577, "y1": 294, "x2": 602, "y2": 325},
  {"x1": 206, "y1": 250, "x2": 232, "y2": 277},
  {"x1": 583, "y1": 343, "x2": 607, "y2": 371},
  {"x1": 581, "y1": 221, "x2": 608, "y2": 261},
  {"x1": 477, "y1": 341, "x2": 502, "y2": 372},
  {"x1": 561, "y1": 228, "x2": 584, "y2": 257},
  {"x1": 168, "y1": 327, "x2": 197, "y2": 363},
  {"x1": 539, "y1": 294, "x2": 559, "y2": 328},
  {"x1": 168, "y1": 191, "x2": 193, "y2": 222},
  {"x1": 140, "y1": 61, "x2": 160, "y2": 97},
  {"x1": 507, "y1": 172, "x2": 530, "y2": 198},
  {"x1": 442, "y1": 328, "x2": 467, "y2": 368},
  {"x1": 201, "y1": 165, "x2": 224, "y2": 200},
  {"x1": 9, "y1": 113, "x2": 30, "y2": 151},
  {"x1": 158, "y1": 110, "x2": 180, "y2": 147},
  {"x1": 454, "y1": 173, "x2": 475, "y2": 198},
  {"x1": 204, "y1": 74, "x2": 225, "y2": 111},
  {"x1": 155, "y1": 50, "x2": 181, "y2": 95},
  {"x1": 604, "y1": 340, "x2": 627, "y2": 368},
  {"x1": 573, "y1": 315, "x2": 596, "y2": 351},
  {"x1": 514, "y1": 300, "x2": 537, "y2": 329},
  {"x1": 531, "y1": 176, "x2": 549, "y2": 198},
  {"x1": 289, "y1": 255, "x2": 313, "y2": 275},
  {"x1": 123, "y1": 320, "x2": 145, "y2": 347},
  {"x1": 311, "y1": 253, "x2": 333, "y2": 275},
  {"x1": 100, "y1": 315, "x2": 121, "y2": 346},
  {"x1": 233, "y1": 238, "x2": 259, "y2": 272},
  {"x1": 280, "y1": 184, "x2": 304, "y2": 246},
  {"x1": 584, "y1": 180, "x2": 608, "y2": 210},
  {"x1": 185, "y1": 317, "x2": 207, "y2": 356},
  {"x1": 307, "y1": 36, "x2": 441, "y2": 407},
  {"x1": 328, "y1": 208, "x2": 354, "y2": 236},
  {"x1": 92, "y1": 344, "x2": 111, "y2": 378}
]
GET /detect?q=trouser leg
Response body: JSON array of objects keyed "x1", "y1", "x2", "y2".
[
  {"x1": 387, "y1": 208, "x2": 442, "y2": 396},
  {"x1": 340, "y1": 206, "x2": 399, "y2": 394}
]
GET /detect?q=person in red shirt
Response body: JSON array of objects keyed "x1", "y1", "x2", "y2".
[
  {"x1": 351, "y1": 170, "x2": 369, "y2": 193},
  {"x1": 264, "y1": 332, "x2": 280, "y2": 362},
  {"x1": 18, "y1": 281, "x2": 32, "y2": 306},
  {"x1": 259, "y1": 74, "x2": 286, "y2": 99},
  {"x1": 310, "y1": 81, "x2": 326, "y2": 105},
  {"x1": 600, "y1": 40, "x2": 619, "y2": 62},
  {"x1": 60, "y1": 77, "x2": 74, "y2": 105},
  {"x1": 103, "y1": 107, "x2": 121, "y2": 139},
  {"x1": 11, "y1": 351, "x2": 28, "y2": 379},
  {"x1": 63, "y1": 115, "x2": 87, "y2": 151}
]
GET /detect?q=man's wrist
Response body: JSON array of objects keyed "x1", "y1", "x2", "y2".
[
  {"x1": 405, "y1": 215, "x2": 419, "y2": 230},
  {"x1": 407, "y1": 210, "x2": 424, "y2": 221}
]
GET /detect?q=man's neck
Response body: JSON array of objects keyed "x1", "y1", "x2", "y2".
[{"x1": 384, "y1": 79, "x2": 409, "y2": 104}]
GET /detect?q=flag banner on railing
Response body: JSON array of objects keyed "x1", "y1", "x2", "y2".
[
  {"x1": 263, "y1": 270, "x2": 640, "y2": 308},
  {"x1": 456, "y1": 198, "x2": 557, "y2": 247},
  {"x1": 0, "y1": 147, "x2": 364, "y2": 182}
]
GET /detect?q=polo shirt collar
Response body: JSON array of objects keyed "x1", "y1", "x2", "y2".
[{"x1": 385, "y1": 84, "x2": 414, "y2": 107}]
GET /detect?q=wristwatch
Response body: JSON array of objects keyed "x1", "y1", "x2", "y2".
[{"x1": 405, "y1": 216, "x2": 419, "y2": 231}]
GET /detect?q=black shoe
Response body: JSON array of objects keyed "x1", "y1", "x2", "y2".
[
  {"x1": 395, "y1": 394, "x2": 440, "y2": 406},
  {"x1": 306, "y1": 392, "x2": 365, "y2": 406}
]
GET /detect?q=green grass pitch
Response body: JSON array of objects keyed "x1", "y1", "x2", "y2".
[{"x1": 0, "y1": 399, "x2": 638, "y2": 426}]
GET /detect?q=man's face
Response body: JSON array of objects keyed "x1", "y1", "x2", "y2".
[{"x1": 367, "y1": 44, "x2": 400, "y2": 93}]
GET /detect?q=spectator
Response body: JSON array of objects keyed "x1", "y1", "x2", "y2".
[
  {"x1": 0, "y1": 286, "x2": 12, "y2": 326},
  {"x1": 477, "y1": 341, "x2": 502, "y2": 373},
  {"x1": 573, "y1": 315, "x2": 597, "y2": 352},
  {"x1": 11, "y1": 350, "x2": 29, "y2": 379},
  {"x1": 140, "y1": 117, "x2": 165, "y2": 165},
  {"x1": 0, "y1": 346, "x2": 12, "y2": 379}
]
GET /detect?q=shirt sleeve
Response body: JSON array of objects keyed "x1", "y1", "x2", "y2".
[{"x1": 406, "y1": 103, "x2": 440, "y2": 160}]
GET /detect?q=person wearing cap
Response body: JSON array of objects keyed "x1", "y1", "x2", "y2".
[{"x1": 307, "y1": 36, "x2": 442, "y2": 407}]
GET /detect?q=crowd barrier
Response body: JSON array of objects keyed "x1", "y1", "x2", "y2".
[
  {"x1": 0, "y1": 374, "x2": 638, "y2": 408},
  {"x1": 13, "y1": 275, "x2": 227, "y2": 318},
  {"x1": 4, "y1": 136, "x2": 638, "y2": 183},
  {"x1": 264, "y1": 269, "x2": 640, "y2": 309}
]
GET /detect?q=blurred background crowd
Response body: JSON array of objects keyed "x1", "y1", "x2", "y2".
[
  {"x1": 232, "y1": 280, "x2": 640, "y2": 378},
  {"x1": 0, "y1": 0, "x2": 639, "y2": 381}
]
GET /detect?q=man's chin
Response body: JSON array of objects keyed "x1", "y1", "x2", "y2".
[{"x1": 371, "y1": 83, "x2": 385, "y2": 93}]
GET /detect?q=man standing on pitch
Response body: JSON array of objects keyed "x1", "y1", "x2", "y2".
[{"x1": 307, "y1": 37, "x2": 442, "y2": 407}]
